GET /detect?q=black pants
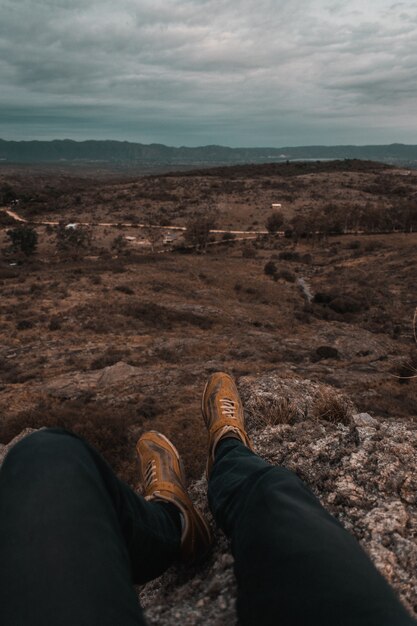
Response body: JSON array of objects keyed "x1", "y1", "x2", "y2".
[{"x1": 0, "y1": 429, "x2": 414, "y2": 626}]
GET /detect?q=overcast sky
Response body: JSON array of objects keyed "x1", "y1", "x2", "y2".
[{"x1": 1, "y1": 0, "x2": 416, "y2": 146}]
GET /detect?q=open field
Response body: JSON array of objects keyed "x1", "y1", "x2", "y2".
[{"x1": 0, "y1": 161, "x2": 416, "y2": 487}]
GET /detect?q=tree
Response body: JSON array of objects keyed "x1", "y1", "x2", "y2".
[
  {"x1": 141, "y1": 225, "x2": 164, "y2": 252},
  {"x1": 6, "y1": 225, "x2": 38, "y2": 256},
  {"x1": 0, "y1": 184, "x2": 17, "y2": 205},
  {"x1": 55, "y1": 222, "x2": 92, "y2": 258},
  {"x1": 111, "y1": 234, "x2": 128, "y2": 255},
  {"x1": 264, "y1": 260, "x2": 277, "y2": 276},
  {"x1": 184, "y1": 216, "x2": 216, "y2": 252},
  {"x1": 265, "y1": 212, "x2": 284, "y2": 234}
]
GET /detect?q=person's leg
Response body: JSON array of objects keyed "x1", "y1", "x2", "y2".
[
  {"x1": 209, "y1": 438, "x2": 416, "y2": 626},
  {"x1": 0, "y1": 428, "x2": 182, "y2": 626}
]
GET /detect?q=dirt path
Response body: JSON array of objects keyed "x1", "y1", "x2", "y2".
[
  {"x1": 2, "y1": 207, "x2": 26, "y2": 223},
  {"x1": 1, "y1": 207, "x2": 270, "y2": 235}
]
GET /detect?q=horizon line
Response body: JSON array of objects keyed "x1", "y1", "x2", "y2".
[{"x1": 0, "y1": 138, "x2": 415, "y2": 149}]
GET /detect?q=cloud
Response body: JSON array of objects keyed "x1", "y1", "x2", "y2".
[{"x1": 0, "y1": 0, "x2": 416, "y2": 144}]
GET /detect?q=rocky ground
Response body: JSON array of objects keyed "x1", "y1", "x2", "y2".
[
  {"x1": 138, "y1": 374, "x2": 417, "y2": 624},
  {"x1": 3, "y1": 374, "x2": 414, "y2": 624}
]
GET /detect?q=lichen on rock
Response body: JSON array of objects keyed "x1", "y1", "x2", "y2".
[{"x1": 140, "y1": 374, "x2": 417, "y2": 624}]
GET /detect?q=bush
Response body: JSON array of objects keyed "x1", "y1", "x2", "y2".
[
  {"x1": 16, "y1": 319, "x2": 34, "y2": 330},
  {"x1": 124, "y1": 302, "x2": 213, "y2": 330},
  {"x1": 0, "y1": 399, "x2": 139, "y2": 484},
  {"x1": 0, "y1": 212, "x2": 17, "y2": 227},
  {"x1": 313, "y1": 292, "x2": 334, "y2": 304},
  {"x1": 111, "y1": 235, "x2": 128, "y2": 254},
  {"x1": 311, "y1": 346, "x2": 340, "y2": 362},
  {"x1": 329, "y1": 296, "x2": 363, "y2": 314},
  {"x1": 278, "y1": 251, "x2": 301, "y2": 262},
  {"x1": 275, "y1": 269, "x2": 296, "y2": 283},
  {"x1": 312, "y1": 389, "x2": 352, "y2": 425},
  {"x1": 313, "y1": 291, "x2": 367, "y2": 315},
  {"x1": 55, "y1": 222, "x2": 92, "y2": 257},
  {"x1": 6, "y1": 225, "x2": 38, "y2": 256},
  {"x1": 184, "y1": 216, "x2": 216, "y2": 252},
  {"x1": 247, "y1": 395, "x2": 299, "y2": 426},
  {"x1": 265, "y1": 211, "x2": 284, "y2": 234},
  {"x1": 114, "y1": 285, "x2": 134, "y2": 295},
  {"x1": 48, "y1": 317, "x2": 61, "y2": 331},
  {"x1": 264, "y1": 261, "x2": 277, "y2": 276},
  {"x1": 137, "y1": 396, "x2": 160, "y2": 419},
  {"x1": 242, "y1": 244, "x2": 257, "y2": 258}
]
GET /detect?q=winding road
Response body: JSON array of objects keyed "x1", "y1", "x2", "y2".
[{"x1": 1, "y1": 207, "x2": 269, "y2": 236}]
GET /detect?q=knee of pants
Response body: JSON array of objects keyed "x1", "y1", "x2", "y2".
[
  {"x1": 1, "y1": 428, "x2": 92, "y2": 488},
  {"x1": 246, "y1": 466, "x2": 303, "y2": 504},
  {"x1": 235, "y1": 465, "x2": 313, "y2": 530}
]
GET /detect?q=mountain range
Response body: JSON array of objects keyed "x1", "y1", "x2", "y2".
[{"x1": 1, "y1": 139, "x2": 417, "y2": 168}]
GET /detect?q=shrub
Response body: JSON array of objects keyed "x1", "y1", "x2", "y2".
[
  {"x1": 0, "y1": 212, "x2": 17, "y2": 227},
  {"x1": 278, "y1": 251, "x2": 301, "y2": 262},
  {"x1": 275, "y1": 269, "x2": 296, "y2": 283},
  {"x1": 55, "y1": 222, "x2": 92, "y2": 257},
  {"x1": 264, "y1": 261, "x2": 277, "y2": 276},
  {"x1": 312, "y1": 389, "x2": 352, "y2": 425},
  {"x1": 124, "y1": 302, "x2": 213, "y2": 330},
  {"x1": 242, "y1": 244, "x2": 257, "y2": 258},
  {"x1": 311, "y1": 346, "x2": 340, "y2": 362},
  {"x1": 16, "y1": 319, "x2": 34, "y2": 330},
  {"x1": 48, "y1": 317, "x2": 61, "y2": 331},
  {"x1": 313, "y1": 292, "x2": 334, "y2": 304},
  {"x1": 6, "y1": 225, "x2": 38, "y2": 256},
  {"x1": 329, "y1": 295, "x2": 363, "y2": 314},
  {"x1": 137, "y1": 396, "x2": 160, "y2": 419},
  {"x1": 184, "y1": 216, "x2": 216, "y2": 252},
  {"x1": 248, "y1": 395, "x2": 299, "y2": 426},
  {"x1": 0, "y1": 184, "x2": 17, "y2": 205},
  {"x1": 114, "y1": 285, "x2": 134, "y2": 295},
  {"x1": 0, "y1": 399, "x2": 139, "y2": 484},
  {"x1": 265, "y1": 211, "x2": 284, "y2": 234},
  {"x1": 111, "y1": 235, "x2": 128, "y2": 254},
  {"x1": 313, "y1": 291, "x2": 366, "y2": 314}
]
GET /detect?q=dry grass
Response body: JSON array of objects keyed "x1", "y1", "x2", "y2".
[
  {"x1": 312, "y1": 389, "x2": 353, "y2": 426},
  {"x1": 0, "y1": 398, "x2": 141, "y2": 484},
  {"x1": 247, "y1": 395, "x2": 300, "y2": 426}
]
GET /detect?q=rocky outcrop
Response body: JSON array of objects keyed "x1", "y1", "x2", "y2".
[
  {"x1": 1, "y1": 375, "x2": 416, "y2": 624},
  {"x1": 140, "y1": 374, "x2": 417, "y2": 624},
  {"x1": 42, "y1": 361, "x2": 143, "y2": 400}
]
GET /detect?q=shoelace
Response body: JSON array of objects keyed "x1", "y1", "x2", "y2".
[
  {"x1": 220, "y1": 397, "x2": 236, "y2": 418},
  {"x1": 144, "y1": 459, "x2": 157, "y2": 489}
]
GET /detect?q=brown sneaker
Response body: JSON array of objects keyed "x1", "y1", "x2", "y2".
[
  {"x1": 202, "y1": 372, "x2": 254, "y2": 477},
  {"x1": 136, "y1": 431, "x2": 211, "y2": 563}
]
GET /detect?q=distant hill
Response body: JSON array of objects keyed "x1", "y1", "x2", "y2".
[{"x1": 1, "y1": 139, "x2": 417, "y2": 168}]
